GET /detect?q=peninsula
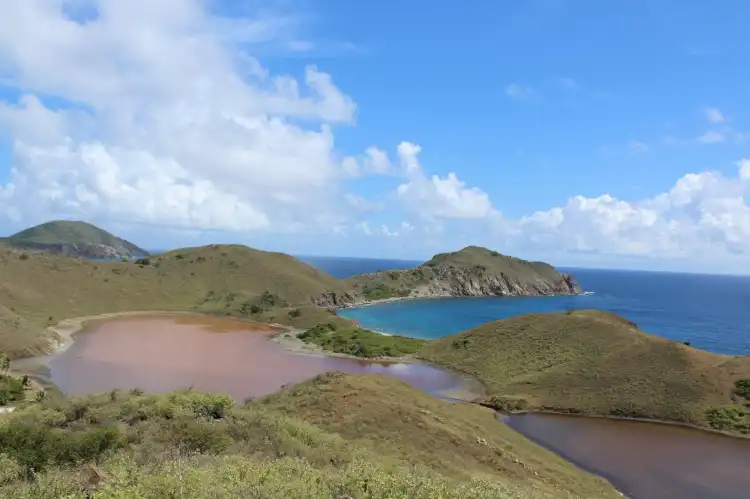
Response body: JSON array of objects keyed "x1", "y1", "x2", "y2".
[{"x1": 314, "y1": 245, "x2": 581, "y2": 307}]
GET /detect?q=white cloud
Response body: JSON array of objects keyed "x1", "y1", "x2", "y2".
[
  {"x1": 696, "y1": 131, "x2": 726, "y2": 144},
  {"x1": 505, "y1": 83, "x2": 535, "y2": 100},
  {"x1": 344, "y1": 194, "x2": 384, "y2": 212},
  {"x1": 0, "y1": 0, "x2": 360, "y2": 232},
  {"x1": 628, "y1": 140, "x2": 650, "y2": 155},
  {"x1": 395, "y1": 142, "x2": 494, "y2": 220},
  {"x1": 363, "y1": 147, "x2": 391, "y2": 174},
  {"x1": 703, "y1": 107, "x2": 725, "y2": 124},
  {"x1": 510, "y1": 159, "x2": 750, "y2": 259}
]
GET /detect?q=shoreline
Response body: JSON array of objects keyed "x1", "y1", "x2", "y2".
[
  {"x1": 336, "y1": 289, "x2": 591, "y2": 310},
  {"x1": 499, "y1": 408, "x2": 750, "y2": 441},
  {"x1": 15, "y1": 310, "x2": 747, "y2": 441}
]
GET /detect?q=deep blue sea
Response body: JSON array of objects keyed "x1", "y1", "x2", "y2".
[{"x1": 300, "y1": 256, "x2": 750, "y2": 356}]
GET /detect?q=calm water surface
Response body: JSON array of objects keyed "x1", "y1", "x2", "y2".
[
  {"x1": 48, "y1": 314, "x2": 478, "y2": 401},
  {"x1": 505, "y1": 413, "x2": 750, "y2": 499}
]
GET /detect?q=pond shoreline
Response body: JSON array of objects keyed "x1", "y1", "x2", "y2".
[{"x1": 14, "y1": 310, "x2": 747, "y2": 440}]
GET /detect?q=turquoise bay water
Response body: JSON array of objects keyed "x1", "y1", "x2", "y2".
[{"x1": 300, "y1": 258, "x2": 750, "y2": 356}]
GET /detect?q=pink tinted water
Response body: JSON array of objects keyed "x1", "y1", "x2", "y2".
[{"x1": 49, "y1": 314, "x2": 475, "y2": 400}]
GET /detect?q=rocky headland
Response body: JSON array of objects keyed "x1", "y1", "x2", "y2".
[{"x1": 316, "y1": 246, "x2": 582, "y2": 308}]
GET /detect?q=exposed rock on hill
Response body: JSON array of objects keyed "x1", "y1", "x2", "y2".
[{"x1": 343, "y1": 246, "x2": 581, "y2": 304}]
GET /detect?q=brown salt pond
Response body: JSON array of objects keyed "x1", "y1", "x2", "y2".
[
  {"x1": 505, "y1": 413, "x2": 750, "y2": 499},
  {"x1": 46, "y1": 314, "x2": 481, "y2": 401}
]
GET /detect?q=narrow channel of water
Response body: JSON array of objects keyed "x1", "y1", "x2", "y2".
[
  {"x1": 504, "y1": 413, "x2": 750, "y2": 499},
  {"x1": 46, "y1": 314, "x2": 480, "y2": 401}
]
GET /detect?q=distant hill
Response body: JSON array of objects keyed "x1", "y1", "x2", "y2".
[
  {"x1": 342, "y1": 245, "x2": 580, "y2": 304},
  {"x1": 0, "y1": 220, "x2": 149, "y2": 259},
  {"x1": 0, "y1": 244, "x2": 352, "y2": 358},
  {"x1": 419, "y1": 309, "x2": 750, "y2": 435}
]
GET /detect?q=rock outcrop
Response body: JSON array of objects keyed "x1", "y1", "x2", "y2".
[{"x1": 339, "y1": 246, "x2": 583, "y2": 306}]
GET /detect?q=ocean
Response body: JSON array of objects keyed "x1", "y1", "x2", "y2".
[{"x1": 299, "y1": 257, "x2": 750, "y2": 356}]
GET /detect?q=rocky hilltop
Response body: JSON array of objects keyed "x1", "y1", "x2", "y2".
[
  {"x1": 339, "y1": 246, "x2": 581, "y2": 306},
  {"x1": 0, "y1": 220, "x2": 149, "y2": 259}
]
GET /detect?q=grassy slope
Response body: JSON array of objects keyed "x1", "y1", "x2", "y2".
[
  {"x1": 0, "y1": 374, "x2": 619, "y2": 498},
  {"x1": 419, "y1": 310, "x2": 750, "y2": 432},
  {"x1": 425, "y1": 246, "x2": 564, "y2": 283},
  {"x1": 0, "y1": 245, "x2": 351, "y2": 358},
  {"x1": 0, "y1": 220, "x2": 148, "y2": 255},
  {"x1": 345, "y1": 246, "x2": 574, "y2": 300}
]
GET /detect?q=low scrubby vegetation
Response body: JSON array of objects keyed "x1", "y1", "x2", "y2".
[
  {"x1": 706, "y1": 379, "x2": 750, "y2": 434},
  {"x1": 419, "y1": 310, "x2": 750, "y2": 433},
  {"x1": 299, "y1": 323, "x2": 425, "y2": 358},
  {"x1": 0, "y1": 376, "x2": 619, "y2": 498}
]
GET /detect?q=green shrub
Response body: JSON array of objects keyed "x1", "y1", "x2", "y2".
[
  {"x1": 706, "y1": 405, "x2": 750, "y2": 433},
  {"x1": 734, "y1": 379, "x2": 750, "y2": 399},
  {"x1": 0, "y1": 423, "x2": 125, "y2": 471},
  {"x1": 298, "y1": 324, "x2": 425, "y2": 358}
]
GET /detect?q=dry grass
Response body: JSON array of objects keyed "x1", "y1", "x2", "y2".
[
  {"x1": 0, "y1": 374, "x2": 619, "y2": 498},
  {"x1": 0, "y1": 245, "x2": 351, "y2": 358},
  {"x1": 259, "y1": 372, "x2": 620, "y2": 498},
  {"x1": 419, "y1": 309, "x2": 750, "y2": 432}
]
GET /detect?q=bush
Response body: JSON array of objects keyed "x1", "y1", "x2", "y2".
[
  {"x1": 0, "y1": 423, "x2": 125, "y2": 471},
  {"x1": 0, "y1": 375, "x2": 24, "y2": 405},
  {"x1": 288, "y1": 308, "x2": 302, "y2": 319},
  {"x1": 298, "y1": 323, "x2": 425, "y2": 358},
  {"x1": 734, "y1": 379, "x2": 750, "y2": 399},
  {"x1": 482, "y1": 396, "x2": 528, "y2": 412}
]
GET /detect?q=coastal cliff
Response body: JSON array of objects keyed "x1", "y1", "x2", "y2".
[{"x1": 336, "y1": 246, "x2": 581, "y2": 306}]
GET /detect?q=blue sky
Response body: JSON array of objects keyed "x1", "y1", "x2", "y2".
[{"x1": 0, "y1": 0, "x2": 749, "y2": 273}]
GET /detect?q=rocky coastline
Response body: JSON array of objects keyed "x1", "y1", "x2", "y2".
[{"x1": 311, "y1": 265, "x2": 583, "y2": 309}]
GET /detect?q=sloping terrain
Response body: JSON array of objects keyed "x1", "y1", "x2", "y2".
[
  {"x1": 0, "y1": 244, "x2": 351, "y2": 357},
  {"x1": 0, "y1": 220, "x2": 149, "y2": 258},
  {"x1": 0, "y1": 374, "x2": 620, "y2": 498},
  {"x1": 419, "y1": 310, "x2": 750, "y2": 433},
  {"x1": 344, "y1": 246, "x2": 580, "y2": 302}
]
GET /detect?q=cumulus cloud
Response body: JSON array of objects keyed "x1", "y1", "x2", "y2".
[
  {"x1": 0, "y1": 0, "x2": 361, "y2": 232},
  {"x1": 511, "y1": 159, "x2": 750, "y2": 259},
  {"x1": 395, "y1": 142, "x2": 495, "y2": 220}
]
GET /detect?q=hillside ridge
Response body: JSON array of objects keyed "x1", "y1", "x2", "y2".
[
  {"x1": 337, "y1": 245, "x2": 580, "y2": 306},
  {"x1": 418, "y1": 309, "x2": 750, "y2": 435},
  {"x1": 0, "y1": 220, "x2": 149, "y2": 259}
]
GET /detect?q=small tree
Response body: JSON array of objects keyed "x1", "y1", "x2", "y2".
[{"x1": 0, "y1": 353, "x2": 10, "y2": 376}]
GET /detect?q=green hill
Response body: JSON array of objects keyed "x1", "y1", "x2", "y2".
[
  {"x1": 345, "y1": 246, "x2": 580, "y2": 302},
  {"x1": 418, "y1": 310, "x2": 750, "y2": 434},
  {"x1": 0, "y1": 244, "x2": 352, "y2": 358},
  {"x1": 0, "y1": 374, "x2": 619, "y2": 498},
  {"x1": 0, "y1": 220, "x2": 149, "y2": 258}
]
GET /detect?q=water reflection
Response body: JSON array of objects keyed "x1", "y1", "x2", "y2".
[
  {"x1": 49, "y1": 314, "x2": 479, "y2": 401},
  {"x1": 505, "y1": 412, "x2": 750, "y2": 499}
]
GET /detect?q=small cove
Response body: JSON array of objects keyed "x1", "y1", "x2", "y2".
[
  {"x1": 505, "y1": 413, "x2": 750, "y2": 499},
  {"x1": 43, "y1": 314, "x2": 481, "y2": 402}
]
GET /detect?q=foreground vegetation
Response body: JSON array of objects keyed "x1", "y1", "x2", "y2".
[
  {"x1": 419, "y1": 310, "x2": 750, "y2": 434},
  {"x1": 0, "y1": 374, "x2": 619, "y2": 498},
  {"x1": 298, "y1": 323, "x2": 425, "y2": 358}
]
